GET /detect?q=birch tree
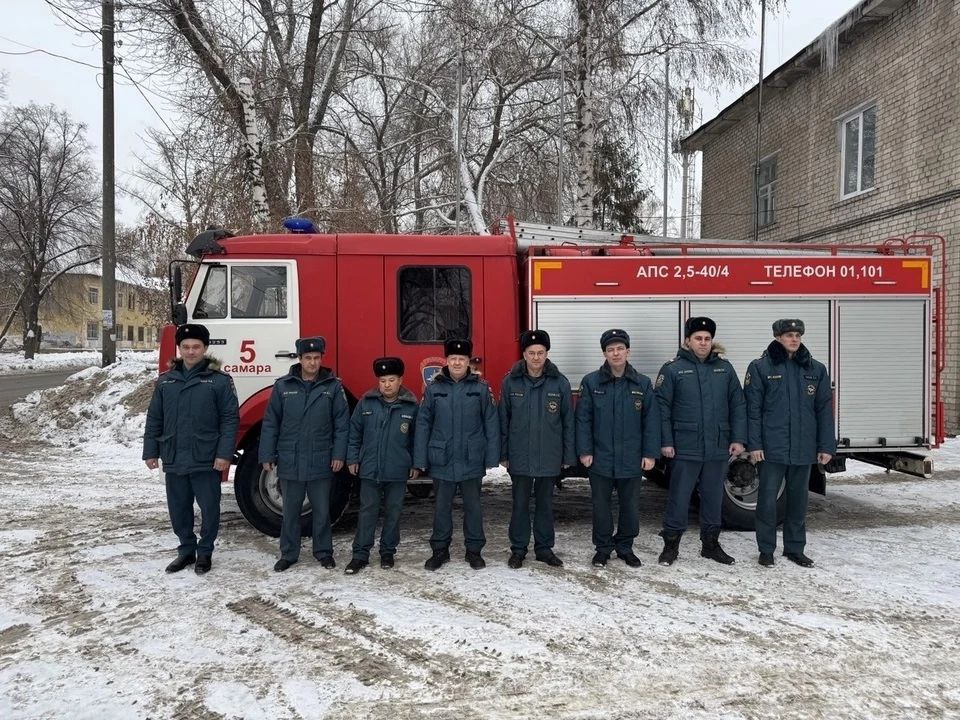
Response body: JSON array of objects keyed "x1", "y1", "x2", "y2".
[{"x1": 0, "y1": 105, "x2": 100, "y2": 357}]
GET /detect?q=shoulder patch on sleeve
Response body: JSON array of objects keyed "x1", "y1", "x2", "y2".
[
  {"x1": 744, "y1": 372, "x2": 751, "y2": 386},
  {"x1": 655, "y1": 374, "x2": 664, "y2": 389}
]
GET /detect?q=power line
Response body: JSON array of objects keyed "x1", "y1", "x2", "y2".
[{"x1": 0, "y1": 34, "x2": 100, "y2": 69}]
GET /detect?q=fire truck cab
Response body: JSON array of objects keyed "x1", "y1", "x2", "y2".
[{"x1": 163, "y1": 220, "x2": 943, "y2": 536}]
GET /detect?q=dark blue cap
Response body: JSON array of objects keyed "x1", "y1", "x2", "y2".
[{"x1": 443, "y1": 338, "x2": 472, "y2": 357}]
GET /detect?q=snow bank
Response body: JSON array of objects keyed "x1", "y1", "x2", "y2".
[
  {"x1": 11, "y1": 353, "x2": 158, "y2": 451},
  {"x1": 0, "y1": 349, "x2": 156, "y2": 375}
]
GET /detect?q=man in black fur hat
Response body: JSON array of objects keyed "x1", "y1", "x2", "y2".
[{"x1": 143, "y1": 323, "x2": 239, "y2": 575}]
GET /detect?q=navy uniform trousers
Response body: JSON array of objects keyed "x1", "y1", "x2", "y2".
[
  {"x1": 165, "y1": 470, "x2": 221, "y2": 558},
  {"x1": 430, "y1": 478, "x2": 485, "y2": 553},
  {"x1": 756, "y1": 461, "x2": 810, "y2": 555},
  {"x1": 508, "y1": 474, "x2": 556, "y2": 558},
  {"x1": 279, "y1": 477, "x2": 333, "y2": 562},
  {"x1": 589, "y1": 472, "x2": 640, "y2": 556},
  {"x1": 662, "y1": 459, "x2": 727, "y2": 537},
  {"x1": 352, "y1": 479, "x2": 407, "y2": 561}
]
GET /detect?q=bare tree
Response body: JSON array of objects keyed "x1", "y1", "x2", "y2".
[{"x1": 0, "y1": 104, "x2": 100, "y2": 357}]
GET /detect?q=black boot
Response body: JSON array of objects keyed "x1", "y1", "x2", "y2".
[
  {"x1": 424, "y1": 548, "x2": 450, "y2": 571},
  {"x1": 616, "y1": 550, "x2": 642, "y2": 568},
  {"x1": 784, "y1": 552, "x2": 814, "y2": 567},
  {"x1": 465, "y1": 550, "x2": 486, "y2": 570},
  {"x1": 507, "y1": 552, "x2": 524, "y2": 569},
  {"x1": 700, "y1": 534, "x2": 735, "y2": 565},
  {"x1": 165, "y1": 554, "x2": 195, "y2": 573},
  {"x1": 591, "y1": 551, "x2": 609, "y2": 567},
  {"x1": 380, "y1": 554, "x2": 395, "y2": 569},
  {"x1": 536, "y1": 552, "x2": 563, "y2": 567},
  {"x1": 658, "y1": 531, "x2": 682, "y2": 566},
  {"x1": 273, "y1": 558, "x2": 296, "y2": 572},
  {"x1": 344, "y1": 558, "x2": 367, "y2": 575},
  {"x1": 194, "y1": 555, "x2": 212, "y2": 575}
]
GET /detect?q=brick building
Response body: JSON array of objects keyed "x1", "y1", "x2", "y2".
[{"x1": 680, "y1": 0, "x2": 959, "y2": 433}]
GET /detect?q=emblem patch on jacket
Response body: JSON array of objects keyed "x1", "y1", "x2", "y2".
[
  {"x1": 634, "y1": 399, "x2": 643, "y2": 411},
  {"x1": 546, "y1": 400, "x2": 559, "y2": 414},
  {"x1": 400, "y1": 422, "x2": 410, "y2": 434},
  {"x1": 655, "y1": 374, "x2": 664, "y2": 388},
  {"x1": 807, "y1": 384, "x2": 816, "y2": 395},
  {"x1": 744, "y1": 372, "x2": 751, "y2": 386}
]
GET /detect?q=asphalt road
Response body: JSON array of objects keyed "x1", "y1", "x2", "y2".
[{"x1": 0, "y1": 370, "x2": 77, "y2": 412}]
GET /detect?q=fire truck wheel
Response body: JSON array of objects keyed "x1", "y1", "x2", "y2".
[
  {"x1": 407, "y1": 483, "x2": 432, "y2": 499},
  {"x1": 722, "y1": 458, "x2": 787, "y2": 531},
  {"x1": 234, "y1": 437, "x2": 352, "y2": 538}
]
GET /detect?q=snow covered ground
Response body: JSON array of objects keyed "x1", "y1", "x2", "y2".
[
  {"x1": 0, "y1": 349, "x2": 156, "y2": 375},
  {"x1": 1, "y1": 359, "x2": 959, "y2": 719}
]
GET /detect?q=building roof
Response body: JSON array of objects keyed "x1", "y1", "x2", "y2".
[
  {"x1": 680, "y1": 0, "x2": 910, "y2": 152},
  {"x1": 66, "y1": 263, "x2": 164, "y2": 291}
]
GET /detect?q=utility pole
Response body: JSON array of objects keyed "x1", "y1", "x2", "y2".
[
  {"x1": 101, "y1": 0, "x2": 117, "y2": 366},
  {"x1": 753, "y1": 0, "x2": 767, "y2": 243},
  {"x1": 662, "y1": 54, "x2": 670, "y2": 237}
]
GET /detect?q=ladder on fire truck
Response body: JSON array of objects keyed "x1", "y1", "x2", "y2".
[{"x1": 504, "y1": 217, "x2": 666, "y2": 247}]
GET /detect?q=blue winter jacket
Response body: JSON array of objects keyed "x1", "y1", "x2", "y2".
[
  {"x1": 499, "y1": 359, "x2": 575, "y2": 477},
  {"x1": 259, "y1": 365, "x2": 350, "y2": 482},
  {"x1": 575, "y1": 362, "x2": 661, "y2": 479},
  {"x1": 413, "y1": 369, "x2": 500, "y2": 482},
  {"x1": 744, "y1": 341, "x2": 836, "y2": 465},
  {"x1": 346, "y1": 387, "x2": 418, "y2": 482},
  {"x1": 655, "y1": 346, "x2": 747, "y2": 462},
  {"x1": 143, "y1": 357, "x2": 239, "y2": 474}
]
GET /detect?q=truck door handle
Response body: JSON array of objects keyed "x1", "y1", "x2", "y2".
[{"x1": 275, "y1": 351, "x2": 298, "y2": 359}]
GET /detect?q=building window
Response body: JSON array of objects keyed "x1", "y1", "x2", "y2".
[
  {"x1": 137, "y1": 326, "x2": 145, "y2": 342},
  {"x1": 398, "y1": 266, "x2": 471, "y2": 343},
  {"x1": 86, "y1": 321, "x2": 99, "y2": 341},
  {"x1": 757, "y1": 155, "x2": 777, "y2": 227},
  {"x1": 128, "y1": 293, "x2": 135, "y2": 310},
  {"x1": 147, "y1": 327, "x2": 153, "y2": 344},
  {"x1": 841, "y1": 105, "x2": 876, "y2": 197},
  {"x1": 127, "y1": 325, "x2": 134, "y2": 342},
  {"x1": 88, "y1": 287, "x2": 99, "y2": 305},
  {"x1": 117, "y1": 291, "x2": 123, "y2": 307}
]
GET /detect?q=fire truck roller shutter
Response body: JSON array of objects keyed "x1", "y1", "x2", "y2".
[
  {"x1": 532, "y1": 299, "x2": 681, "y2": 387},
  {"x1": 837, "y1": 299, "x2": 927, "y2": 448},
  {"x1": 688, "y1": 299, "x2": 830, "y2": 531}
]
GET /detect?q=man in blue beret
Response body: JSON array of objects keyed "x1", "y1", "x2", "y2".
[
  {"x1": 575, "y1": 329, "x2": 660, "y2": 568},
  {"x1": 260, "y1": 336, "x2": 350, "y2": 571},
  {"x1": 745, "y1": 319, "x2": 835, "y2": 568},
  {"x1": 143, "y1": 323, "x2": 239, "y2": 575},
  {"x1": 414, "y1": 338, "x2": 500, "y2": 571},
  {"x1": 344, "y1": 357, "x2": 420, "y2": 573}
]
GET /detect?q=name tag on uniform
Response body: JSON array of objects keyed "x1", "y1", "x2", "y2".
[
  {"x1": 401, "y1": 414, "x2": 413, "y2": 420},
  {"x1": 361, "y1": 410, "x2": 373, "y2": 416},
  {"x1": 767, "y1": 375, "x2": 782, "y2": 380},
  {"x1": 283, "y1": 390, "x2": 300, "y2": 396},
  {"x1": 678, "y1": 369, "x2": 694, "y2": 375},
  {"x1": 592, "y1": 389, "x2": 606, "y2": 395},
  {"x1": 546, "y1": 392, "x2": 560, "y2": 398},
  {"x1": 713, "y1": 368, "x2": 727, "y2": 373},
  {"x1": 510, "y1": 391, "x2": 525, "y2": 398}
]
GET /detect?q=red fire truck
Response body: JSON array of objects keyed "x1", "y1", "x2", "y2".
[{"x1": 161, "y1": 218, "x2": 944, "y2": 536}]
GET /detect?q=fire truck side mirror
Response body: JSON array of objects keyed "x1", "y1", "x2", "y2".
[
  {"x1": 172, "y1": 266, "x2": 183, "y2": 303},
  {"x1": 172, "y1": 303, "x2": 188, "y2": 326}
]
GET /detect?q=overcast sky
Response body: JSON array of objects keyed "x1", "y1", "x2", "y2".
[{"x1": 1, "y1": 0, "x2": 861, "y2": 227}]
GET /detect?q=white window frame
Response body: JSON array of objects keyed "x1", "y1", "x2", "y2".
[
  {"x1": 839, "y1": 103, "x2": 877, "y2": 199},
  {"x1": 756, "y1": 153, "x2": 777, "y2": 227},
  {"x1": 87, "y1": 287, "x2": 99, "y2": 305}
]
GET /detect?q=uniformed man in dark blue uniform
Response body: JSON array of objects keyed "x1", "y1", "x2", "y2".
[
  {"x1": 745, "y1": 319, "x2": 835, "y2": 568},
  {"x1": 345, "y1": 357, "x2": 419, "y2": 573},
  {"x1": 655, "y1": 316, "x2": 746, "y2": 566},
  {"x1": 143, "y1": 323, "x2": 239, "y2": 575},
  {"x1": 414, "y1": 338, "x2": 500, "y2": 571},
  {"x1": 260, "y1": 336, "x2": 349, "y2": 572},
  {"x1": 575, "y1": 329, "x2": 660, "y2": 568},
  {"x1": 499, "y1": 330, "x2": 575, "y2": 569}
]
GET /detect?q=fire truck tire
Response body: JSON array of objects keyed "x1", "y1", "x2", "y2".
[
  {"x1": 722, "y1": 458, "x2": 787, "y2": 531},
  {"x1": 234, "y1": 437, "x2": 352, "y2": 538},
  {"x1": 407, "y1": 483, "x2": 432, "y2": 499}
]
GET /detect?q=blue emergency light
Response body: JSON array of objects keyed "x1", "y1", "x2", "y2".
[{"x1": 282, "y1": 216, "x2": 316, "y2": 233}]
